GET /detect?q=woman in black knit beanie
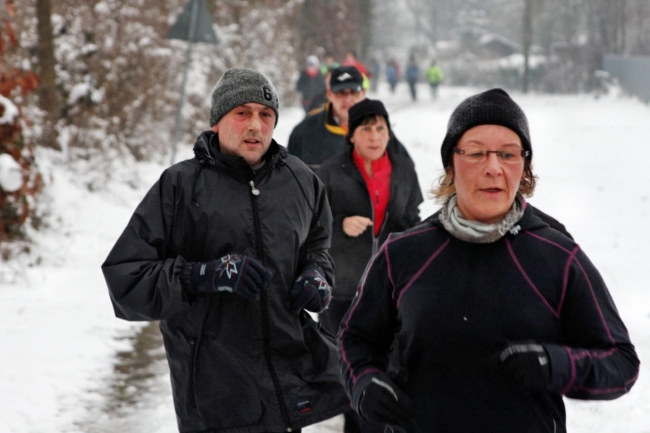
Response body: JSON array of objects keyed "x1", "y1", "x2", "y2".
[
  {"x1": 338, "y1": 88, "x2": 639, "y2": 433},
  {"x1": 317, "y1": 98, "x2": 423, "y2": 433}
]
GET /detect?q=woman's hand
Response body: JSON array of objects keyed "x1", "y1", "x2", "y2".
[{"x1": 343, "y1": 216, "x2": 373, "y2": 237}]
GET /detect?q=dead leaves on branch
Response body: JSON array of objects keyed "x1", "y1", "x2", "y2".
[{"x1": 1, "y1": 0, "x2": 43, "y2": 243}]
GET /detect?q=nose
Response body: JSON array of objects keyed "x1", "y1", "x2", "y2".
[
  {"x1": 484, "y1": 152, "x2": 503, "y2": 175},
  {"x1": 342, "y1": 93, "x2": 356, "y2": 104},
  {"x1": 248, "y1": 113, "x2": 262, "y2": 131}
]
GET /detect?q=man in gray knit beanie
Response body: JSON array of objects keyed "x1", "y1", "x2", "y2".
[
  {"x1": 209, "y1": 67, "x2": 279, "y2": 127},
  {"x1": 103, "y1": 65, "x2": 349, "y2": 432}
]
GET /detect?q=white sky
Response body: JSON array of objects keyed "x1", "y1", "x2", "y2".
[{"x1": 1, "y1": 82, "x2": 649, "y2": 433}]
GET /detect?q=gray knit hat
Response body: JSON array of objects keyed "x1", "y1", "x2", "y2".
[
  {"x1": 209, "y1": 68, "x2": 280, "y2": 127},
  {"x1": 440, "y1": 88, "x2": 531, "y2": 167}
]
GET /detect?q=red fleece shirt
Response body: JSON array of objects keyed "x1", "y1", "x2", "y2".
[{"x1": 353, "y1": 150, "x2": 392, "y2": 236}]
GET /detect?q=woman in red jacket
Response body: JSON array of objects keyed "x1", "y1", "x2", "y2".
[{"x1": 317, "y1": 98, "x2": 423, "y2": 433}]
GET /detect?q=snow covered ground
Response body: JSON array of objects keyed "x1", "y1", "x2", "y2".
[{"x1": 1, "y1": 82, "x2": 649, "y2": 433}]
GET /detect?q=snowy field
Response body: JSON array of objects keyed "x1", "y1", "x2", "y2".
[{"x1": 1, "y1": 82, "x2": 649, "y2": 433}]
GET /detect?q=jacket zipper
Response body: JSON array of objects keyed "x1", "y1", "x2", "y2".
[
  {"x1": 189, "y1": 296, "x2": 213, "y2": 410},
  {"x1": 188, "y1": 337, "x2": 198, "y2": 408},
  {"x1": 250, "y1": 179, "x2": 294, "y2": 431},
  {"x1": 368, "y1": 188, "x2": 389, "y2": 256}
]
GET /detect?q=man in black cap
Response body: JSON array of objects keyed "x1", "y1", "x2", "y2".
[
  {"x1": 102, "y1": 68, "x2": 348, "y2": 433},
  {"x1": 288, "y1": 66, "x2": 411, "y2": 170}
]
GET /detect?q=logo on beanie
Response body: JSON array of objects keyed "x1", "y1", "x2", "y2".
[{"x1": 262, "y1": 86, "x2": 273, "y2": 102}]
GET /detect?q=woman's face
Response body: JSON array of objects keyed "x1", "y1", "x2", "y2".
[
  {"x1": 452, "y1": 125, "x2": 525, "y2": 224},
  {"x1": 350, "y1": 115, "x2": 390, "y2": 162}
]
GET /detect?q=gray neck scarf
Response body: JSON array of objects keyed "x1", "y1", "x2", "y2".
[{"x1": 439, "y1": 193, "x2": 525, "y2": 243}]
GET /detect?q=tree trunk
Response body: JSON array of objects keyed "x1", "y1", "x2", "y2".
[
  {"x1": 35, "y1": 0, "x2": 60, "y2": 150},
  {"x1": 358, "y1": 0, "x2": 372, "y2": 63},
  {"x1": 522, "y1": 0, "x2": 533, "y2": 93}
]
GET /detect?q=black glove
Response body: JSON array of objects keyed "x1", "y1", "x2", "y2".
[
  {"x1": 191, "y1": 254, "x2": 272, "y2": 301},
  {"x1": 499, "y1": 341, "x2": 551, "y2": 390},
  {"x1": 358, "y1": 373, "x2": 415, "y2": 426},
  {"x1": 289, "y1": 264, "x2": 332, "y2": 313}
]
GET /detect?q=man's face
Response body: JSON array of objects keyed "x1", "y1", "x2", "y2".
[
  {"x1": 327, "y1": 88, "x2": 366, "y2": 126},
  {"x1": 213, "y1": 102, "x2": 276, "y2": 167}
]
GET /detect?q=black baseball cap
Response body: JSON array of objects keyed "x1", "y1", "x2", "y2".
[{"x1": 329, "y1": 66, "x2": 364, "y2": 93}]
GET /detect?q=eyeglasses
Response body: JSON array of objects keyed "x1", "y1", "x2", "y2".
[{"x1": 453, "y1": 147, "x2": 530, "y2": 164}]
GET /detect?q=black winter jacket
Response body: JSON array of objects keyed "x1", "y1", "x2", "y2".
[
  {"x1": 317, "y1": 150, "x2": 423, "y2": 300},
  {"x1": 102, "y1": 131, "x2": 348, "y2": 432},
  {"x1": 287, "y1": 103, "x2": 412, "y2": 169},
  {"x1": 339, "y1": 204, "x2": 639, "y2": 433},
  {"x1": 296, "y1": 69, "x2": 327, "y2": 105}
]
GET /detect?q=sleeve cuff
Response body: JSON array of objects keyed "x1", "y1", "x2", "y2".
[
  {"x1": 180, "y1": 262, "x2": 197, "y2": 302},
  {"x1": 544, "y1": 343, "x2": 573, "y2": 393},
  {"x1": 351, "y1": 372, "x2": 378, "y2": 410}
]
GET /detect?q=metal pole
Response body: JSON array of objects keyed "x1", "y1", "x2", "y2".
[{"x1": 170, "y1": 0, "x2": 199, "y2": 165}]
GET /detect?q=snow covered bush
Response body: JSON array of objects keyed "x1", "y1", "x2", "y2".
[{"x1": 0, "y1": 1, "x2": 43, "y2": 260}]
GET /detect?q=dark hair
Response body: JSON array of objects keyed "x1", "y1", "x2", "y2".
[
  {"x1": 345, "y1": 114, "x2": 390, "y2": 146},
  {"x1": 346, "y1": 98, "x2": 390, "y2": 140}
]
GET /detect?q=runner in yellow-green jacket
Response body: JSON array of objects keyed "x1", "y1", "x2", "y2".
[{"x1": 425, "y1": 61, "x2": 443, "y2": 100}]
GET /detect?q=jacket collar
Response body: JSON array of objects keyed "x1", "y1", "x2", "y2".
[
  {"x1": 193, "y1": 130, "x2": 285, "y2": 172},
  {"x1": 429, "y1": 198, "x2": 549, "y2": 236},
  {"x1": 324, "y1": 103, "x2": 347, "y2": 136}
]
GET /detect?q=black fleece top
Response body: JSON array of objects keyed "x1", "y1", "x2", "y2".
[{"x1": 338, "y1": 203, "x2": 639, "y2": 433}]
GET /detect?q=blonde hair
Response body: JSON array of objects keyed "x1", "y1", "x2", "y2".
[{"x1": 430, "y1": 159, "x2": 537, "y2": 202}]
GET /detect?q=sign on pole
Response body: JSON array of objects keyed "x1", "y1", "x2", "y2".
[
  {"x1": 166, "y1": 0, "x2": 218, "y2": 44},
  {"x1": 166, "y1": 0, "x2": 218, "y2": 164}
]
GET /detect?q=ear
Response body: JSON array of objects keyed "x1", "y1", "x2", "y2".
[{"x1": 211, "y1": 125, "x2": 219, "y2": 133}]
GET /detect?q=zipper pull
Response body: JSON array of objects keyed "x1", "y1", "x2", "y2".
[{"x1": 249, "y1": 180, "x2": 260, "y2": 196}]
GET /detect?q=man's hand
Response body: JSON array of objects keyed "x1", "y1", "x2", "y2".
[
  {"x1": 289, "y1": 264, "x2": 332, "y2": 313},
  {"x1": 343, "y1": 216, "x2": 373, "y2": 237},
  {"x1": 191, "y1": 254, "x2": 272, "y2": 301},
  {"x1": 499, "y1": 341, "x2": 551, "y2": 390},
  {"x1": 357, "y1": 372, "x2": 415, "y2": 426}
]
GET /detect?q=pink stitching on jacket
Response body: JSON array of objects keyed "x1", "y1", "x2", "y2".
[
  {"x1": 506, "y1": 238, "x2": 559, "y2": 318},
  {"x1": 561, "y1": 346, "x2": 577, "y2": 394},
  {"x1": 396, "y1": 238, "x2": 450, "y2": 308},
  {"x1": 340, "y1": 226, "x2": 438, "y2": 386}
]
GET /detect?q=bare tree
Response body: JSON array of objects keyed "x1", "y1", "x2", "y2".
[
  {"x1": 35, "y1": 0, "x2": 60, "y2": 150},
  {"x1": 295, "y1": 0, "x2": 359, "y2": 63},
  {"x1": 358, "y1": 0, "x2": 373, "y2": 62},
  {"x1": 522, "y1": 0, "x2": 533, "y2": 93}
]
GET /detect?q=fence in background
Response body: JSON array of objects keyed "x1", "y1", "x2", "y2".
[{"x1": 602, "y1": 54, "x2": 650, "y2": 103}]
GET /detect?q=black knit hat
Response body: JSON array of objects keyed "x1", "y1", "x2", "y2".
[
  {"x1": 347, "y1": 98, "x2": 390, "y2": 139},
  {"x1": 440, "y1": 88, "x2": 532, "y2": 167}
]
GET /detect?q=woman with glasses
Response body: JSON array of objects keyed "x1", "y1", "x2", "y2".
[{"x1": 338, "y1": 89, "x2": 639, "y2": 432}]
